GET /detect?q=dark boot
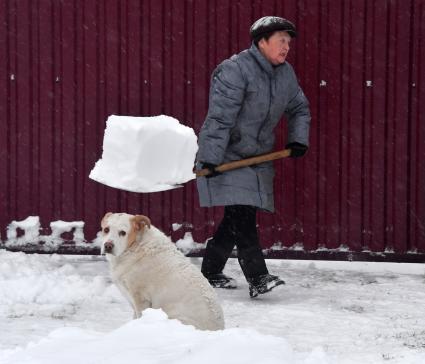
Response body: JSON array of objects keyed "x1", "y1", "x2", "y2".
[
  {"x1": 204, "y1": 273, "x2": 237, "y2": 289},
  {"x1": 201, "y1": 237, "x2": 235, "y2": 278},
  {"x1": 201, "y1": 238, "x2": 237, "y2": 289},
  {"x1": 248, "y1": 274, "x2": 285, "y2": 298},
  {"x1": 237, "y1": 245, "x2": 269, "y2": 279}
]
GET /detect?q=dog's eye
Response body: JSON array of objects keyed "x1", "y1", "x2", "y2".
[
  {"x1": 103, "y1": 227, "x2": 109, "y2": 234},
  {"x1": 119, "y1": 230, "x2": 126, "y2": 237}
]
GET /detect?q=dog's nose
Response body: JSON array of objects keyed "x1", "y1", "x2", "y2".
[{"x1": 104, "y1": 241, "x2": 114, "y2": 253}]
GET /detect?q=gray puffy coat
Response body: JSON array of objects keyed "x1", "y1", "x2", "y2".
[{"x1": 196, "y1": 43, "x2": 311, "y2": 212}]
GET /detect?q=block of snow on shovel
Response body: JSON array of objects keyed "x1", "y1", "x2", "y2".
[
  {"x1": 89, "y1": 114, "x2": 292, "y2": 193},
  {"x1": 89, "y1": 115, "x2": 198, "y2": 192}
]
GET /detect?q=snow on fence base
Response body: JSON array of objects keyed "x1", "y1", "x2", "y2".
[
  {"x1": 182, "y1": 249, "x2": 425, "y2": 264},
  {"x1": 1, "y1": 216, "x2": 100, "y2": 255},
  {"x1": 2, "y1": 217, "x2": 425, "y2": 262},
  {"x1": 2, "y1": 243, "x2": 100, "y2": 255},
  {"x1": 3, "y1": 242, "x2": 425, "y2": 263},
  {"x1": 261, "y1": 249, "x2": 425, "y2": 264}
]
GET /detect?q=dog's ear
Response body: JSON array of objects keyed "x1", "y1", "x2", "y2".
[
  {"x1": 101, "y1": 212, "x2": 113, "y2": 228},
  {"x1": 132, "y1": 215, "x2": 151, "y2": 232}
]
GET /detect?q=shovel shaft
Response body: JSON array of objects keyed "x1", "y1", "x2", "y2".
[{"x1": 195, "y1": 149, "x2": 292, "y2": 177}]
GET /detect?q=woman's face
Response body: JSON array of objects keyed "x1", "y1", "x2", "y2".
[{"x1": 258, "y1": 31, "x2": 292, "y2": 65}]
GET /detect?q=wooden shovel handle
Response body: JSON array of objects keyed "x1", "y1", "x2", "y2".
[{"x1": 195, "y1": 148, "x2": 292, "y2": 177}]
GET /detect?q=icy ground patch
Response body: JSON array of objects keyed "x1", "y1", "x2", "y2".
[{"x1": 1, "y1": 251, "x2": 425, "y2": 363}]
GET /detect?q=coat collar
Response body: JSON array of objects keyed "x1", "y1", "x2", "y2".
[{"x1": 248, "y1": 43, "x2": 285, "y2": 77}]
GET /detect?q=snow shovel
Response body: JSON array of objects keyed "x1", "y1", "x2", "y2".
[
  {"x1": 195, "y1": 149, "x2": 292, "y2": 177},
  {"x1": 89, "y1": 115, "x2": 293, "y2": 193}
]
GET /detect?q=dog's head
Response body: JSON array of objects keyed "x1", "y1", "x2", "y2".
[{"x1": 100, "y1": 212, "x2": 151, "y2": 256}]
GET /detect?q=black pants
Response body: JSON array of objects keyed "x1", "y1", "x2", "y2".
[{"x1": 201, "y1": 205, "x2": 269, "y2": 279}]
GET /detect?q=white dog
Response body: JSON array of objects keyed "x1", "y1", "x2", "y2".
[{"x1": 101, "y1": 212, "x2": 224, "y2": 331}]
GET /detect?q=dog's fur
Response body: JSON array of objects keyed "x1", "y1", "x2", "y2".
[{"x1": 101, "y1": 212, "x2": 224, "y2": 331}]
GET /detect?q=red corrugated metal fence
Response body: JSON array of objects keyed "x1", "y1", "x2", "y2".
[{"x1": 0, "y1": 0, "x2": 424, "y2": 260}]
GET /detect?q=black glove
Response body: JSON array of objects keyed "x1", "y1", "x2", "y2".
[
  {"x1": 201, "y1": 162, "x2": 222, "y2": 178},
  {"x1": 286, "y1": 142, "x2": 308, "y2": 158}
]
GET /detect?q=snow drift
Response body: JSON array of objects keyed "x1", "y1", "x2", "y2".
[{"x1": 0, "y1": 308, "x2": 329, "y2": 364}]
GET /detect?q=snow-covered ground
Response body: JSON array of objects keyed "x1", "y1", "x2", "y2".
[{"x1": 1, "y1": 250, "x2": 425, "y2": 364}]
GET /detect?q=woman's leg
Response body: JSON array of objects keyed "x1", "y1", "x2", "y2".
[
  {"x1": 231, "y1": 205, "x2": 269, "y2": 279},
  {"x1": 201, "y1": 206, "x2": 237, "y2": 276}
]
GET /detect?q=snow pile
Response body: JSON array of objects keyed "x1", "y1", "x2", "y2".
[
  {"x1": 5, "y1": 217, "x2": 89, "y2": 250},
  {"x1": 176, "y1": 232, "x2": 206, "y2": 255},
  {"x1": 89, "y1": 115, "x2": 198, "y2": 192},
  {"x1": 6, "y1": 216, "x2": 40, "y2": 245},
  {"x1": 48, "y1": 220, "x2": 85, "y2": 244},
  {"x1": 0, "y1": 251, "x2": 115, "y2": 318},
  {"x1": 0, "y1": 308, "x2": 329, "y2": 364}
]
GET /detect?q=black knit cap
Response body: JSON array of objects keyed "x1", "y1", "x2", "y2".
[{"x1": 250, "y1": 16, "x2": 297, "y2": 39}]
